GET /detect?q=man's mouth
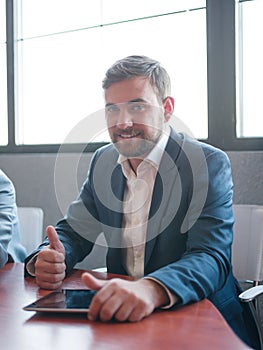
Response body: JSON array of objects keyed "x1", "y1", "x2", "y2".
[
  {"x1": 120, "y1": 134, "x2": 139, "y2": 138},
  {"x1": 117, "y1": 131, "x2": 141, "y2": 139}
]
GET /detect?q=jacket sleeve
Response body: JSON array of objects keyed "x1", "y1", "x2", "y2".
[
  {"x1": 24, "y1": 149, "x2": 104, "y2": 275},
  {"x1": 0, "y1": 171, "x2": 17, "y2": 267},
  {"x1": 146, "y1": 148, "x2": 234, "y2": 306}
]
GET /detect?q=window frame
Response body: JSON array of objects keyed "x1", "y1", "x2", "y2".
[
  {"x1": 205, "y1": 0, "x2": 263, "y2": 151},
  {"x1": 1, "y1": 0, "x2": 262, "y2": 154}
]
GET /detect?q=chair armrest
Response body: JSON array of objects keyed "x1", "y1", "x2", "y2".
[{"x1": 239, "y1": 285, "x2": 263, "y2": 302}]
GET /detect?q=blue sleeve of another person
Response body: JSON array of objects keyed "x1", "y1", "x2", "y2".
[{"x1": 0, "y1": 170, "x2": 26, "y2": 267}]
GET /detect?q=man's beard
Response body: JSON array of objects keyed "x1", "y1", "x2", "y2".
[{"x1": 111, "y1": 127, "x2": 162, "y2": 158}]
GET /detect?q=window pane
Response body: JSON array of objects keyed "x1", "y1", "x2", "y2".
[
  {"x1": 236, "y1": 0, "x2": 263, "y2": 137},
  {"x1": 16, "y1": 0, "x2": 207, "y2": 145},
  {"x1": 20, "y1": 0, "x2": 101, "y2": 38},
  {"x1": 101, "y1": 0, "x2": 204, "y2": 22},
  {"x1": 0, "y1": 0, "x2": 8, "y2": 146}
]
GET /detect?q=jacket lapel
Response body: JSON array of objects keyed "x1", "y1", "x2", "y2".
[{"x1": 145, "y1": 129, "x2": 183, "y2": 267}]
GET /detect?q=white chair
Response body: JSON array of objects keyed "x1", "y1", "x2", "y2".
[
  {"x1": 17, "y1": 207, "x2": 44, "y2": 254},
  {"x1": 232, "y1": 204, "x2": 263, "y2": 285},
  {"x1": 232, "y1": 204, "x2": 263, "y2": 350}
]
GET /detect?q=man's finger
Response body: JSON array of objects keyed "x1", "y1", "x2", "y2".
[
  {"x1": 81, "y1": 272, "x2": 106, "y2": 291},
  {"x1": 46, "y1": 225, "x2": 65, "y2": 254}
]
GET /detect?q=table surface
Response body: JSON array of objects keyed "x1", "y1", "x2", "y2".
[{"x1": 0, "y1": 263, "x2": 251, "y2": 350}]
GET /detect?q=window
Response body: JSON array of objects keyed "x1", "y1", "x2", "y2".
[
  {"x1": 0, "y1": 0, "x2": 7, "y2": 146},
  {"x1": 1, "y1": 0, "x2": 263, "y2": 152},
  {"x1": 236, "y1": 0, "x2": 263, "y2": 138},
  {"x1": 15, "y1": 0, "x2": 206, "y2": 145}
]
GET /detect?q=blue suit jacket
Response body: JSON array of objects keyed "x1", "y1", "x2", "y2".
[
  {"x1": 0, "y1": 170, "x2": 26, "y2": 267},
  {"x1": 26, "y1": 129, "x2": 258, "y2": 347}
]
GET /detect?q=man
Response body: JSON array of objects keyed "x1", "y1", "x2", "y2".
[
  {"x1": 0, "y1": 169, "x2": 26, "y2": 267},
  {"x1": 25, "y1": 55, "x2": 257, "y2": 348}
]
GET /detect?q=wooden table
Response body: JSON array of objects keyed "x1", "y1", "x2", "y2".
[{"x1": 0, "y1": 263, "x2": 251, "y2": 350}]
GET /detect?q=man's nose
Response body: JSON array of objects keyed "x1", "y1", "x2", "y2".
[{"x1": 116, "y1": 107, "x2": 133, "y2": 128}]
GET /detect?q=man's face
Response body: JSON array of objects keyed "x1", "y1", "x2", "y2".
[{"x1": 105, "y1": 76, "x2": 169, "y2": 158}]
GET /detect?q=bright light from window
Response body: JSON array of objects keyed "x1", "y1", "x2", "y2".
[
  {"x1": 236, "y1": 0, "x2": 263, "y2": 137},
  {"x1": 16, "y1": 0, "x2": 207, "y2": 145}
]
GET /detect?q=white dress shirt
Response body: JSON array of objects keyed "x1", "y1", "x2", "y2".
[
  {"x1": 118, "y1": 131, "x2": 169, "y2": 278},
  {"x1": 118, "y1": 129, "x2": 176, "y2": 307}
]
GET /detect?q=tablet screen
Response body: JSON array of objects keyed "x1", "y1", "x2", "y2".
[{"x1": 23, "y1": 289, "x2": 97, "y2": 313}]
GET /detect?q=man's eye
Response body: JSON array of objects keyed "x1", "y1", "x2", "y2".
[
  {"x1": 130, "y1": 103, "x2": 145, "y2": 112},
  {"x1": 106, "y1": 105, "x2": 119, "y2": 113}
]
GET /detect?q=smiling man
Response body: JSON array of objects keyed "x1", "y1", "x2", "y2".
[
  {"x1": 25, "y1": 55, "x2": 258, "y2": 349},
  {"x1": 105, "y1": 76, "x2": 173, "y2": 165}
]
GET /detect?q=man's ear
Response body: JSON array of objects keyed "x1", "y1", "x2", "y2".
[{"x1": 163, "y1": 97, "x2": 174, "y2": 122}]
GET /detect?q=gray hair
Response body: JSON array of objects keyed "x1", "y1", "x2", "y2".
[{"x1": 102, "y1": 55, "x2": 171, "y2": 103}]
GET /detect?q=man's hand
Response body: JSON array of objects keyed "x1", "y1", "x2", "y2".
[
  {"x1": 35, "y1": 225, "x2": 66, "y2": 290},
  {"x1": 81, "y1": 272, "x2": 169, "y2": 322}
]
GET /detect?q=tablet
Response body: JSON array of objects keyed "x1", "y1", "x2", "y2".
[{"x1": 23, "y1": 289, "x2": 97, "y2": 313}]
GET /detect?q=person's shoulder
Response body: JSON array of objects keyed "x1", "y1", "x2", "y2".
[
  {"x1": 0, "y1": 169, "x2": 10, "y2": 182},
  {"x1": 171, "y1": 130, "x2": 228, "y2": 159},
  {"x1": 94, "y1": 142, "x2": 115, "y2": 154},
  {"x1": 0, "y1": 169, "x2": 14, "y2": 192},
  {"x1": 92, "y1": 143, "x2": 118, "y2": 161},
  {"x1": 168, "y1": 129, "x2": 230, "y2": 171},
  {"x1": 194, "y1": 138, "x2": 229, "y2": 165}
]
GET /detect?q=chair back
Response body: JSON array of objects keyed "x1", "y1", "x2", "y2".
[
  {"x1": 17, "y1": 207, "x2": 44, "y2": 254},
  {"x1": 232, "y1": 204, "x2": 263, "y2": 284}
]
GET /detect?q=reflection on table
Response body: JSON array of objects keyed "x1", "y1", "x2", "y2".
[{"x1": 0, "y1": 263, "x2": 251, "y2": 350}]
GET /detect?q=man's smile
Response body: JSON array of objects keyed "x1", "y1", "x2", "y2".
[{"x1": 116, "y1": 130, "x2": 142, "y2": 139}]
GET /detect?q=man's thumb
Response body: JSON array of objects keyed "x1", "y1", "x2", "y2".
[
  {"x1": 81, "y1": 272, "x2": 106, "y2": 291},
  {"x1": 46, "y1": 225, "x2": 65, "y2": 254}
]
